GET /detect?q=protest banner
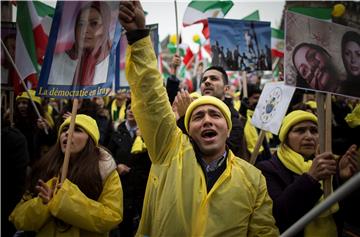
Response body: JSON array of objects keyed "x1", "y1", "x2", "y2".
[
  {"x1": 208, "y1": 18, "x2": 271, "y2": 72},
  {"x1": 117, "y1": 24, "x2": 159, "y2": 91},
  {"x1": 285, "y1": 11, "x2": 360, "y2": 98},
  {"x1": 37, "y1": 1, "x2": 121, "y2": 99},
  {"x1": 249, "y1": 82, "x2": 295, "y2": 164}
]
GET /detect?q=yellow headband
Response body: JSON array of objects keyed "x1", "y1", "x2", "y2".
[
  {"x1": 279, "y1": 110, "x2": 318, "y2": 142},
  {"x1": 184, "y1": 96, "x2": 232, "y2": 133},
  {"x1": 58, "y1": 114, "x2": 100, "y2": 146},
  {"x1": 16, "y1": 90, "x2": 42, "y2": 105}
]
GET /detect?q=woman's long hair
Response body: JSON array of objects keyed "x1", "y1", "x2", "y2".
[{"x1": 27, "y1": 136, "x2": 103, "y2": 200}]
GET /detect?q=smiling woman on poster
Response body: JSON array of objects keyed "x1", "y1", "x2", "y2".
[
  {"x1": 341, "y1": 31, "x2": 360, "y2": 98},
  {"x1": 292, "y1": 43, "x2": 340, "y2": 93},
  {"x1": 48, "y1": 1, "x2": 111, "y2": 86}
]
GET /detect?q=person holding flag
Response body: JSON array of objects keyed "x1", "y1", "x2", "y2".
[
  {"x1": 118, "y1": 1, "x2": 278, "y2": 236},
  {"x1": 10, "y1": 114, "x2": 123, "y2": 237}
]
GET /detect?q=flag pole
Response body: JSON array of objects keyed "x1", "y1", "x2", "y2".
[
  {"x1": 174, "y1": 0, "x2": 179, "y2": 54},
  {"x1": 1, "y1": 39, "x2": 48, "y2": 134},
  {"x1": 60, "y1": 98, "x2": 79, "y2": 183},
  {"x1": 173, "y1": 0, "x2": 180, "y2": 78}
]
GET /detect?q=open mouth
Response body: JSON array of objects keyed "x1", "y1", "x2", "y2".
[{"x1": 201, "y1": 129, "x2": 217, "y2": 141}]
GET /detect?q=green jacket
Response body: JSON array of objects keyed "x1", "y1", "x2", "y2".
[{"x1": 126, "y1": 36, "x2": 279, "y2": 237}]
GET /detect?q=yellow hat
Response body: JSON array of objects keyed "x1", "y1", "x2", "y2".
[
  {"x1": 190, "y1": 92, "x2": 201, "y2": 99},
  {"x1": 305, "y1": 100, "x2": 317, "y2": 109},
  {"x1": 59, "y1": 114, "x2": 100, "y2": 146},
  {"x1": 332, "y1": 3, "x2": 346, "y2": 18},
  {"x1": 184, "y1": 96, "x2": 232, "y2": 133},
  {"x1": 279, "y1": 110, "x2": 318, "y2": 142},
  {"x1": 16, "y1": 90, "x2": 42, "y2": 105}
]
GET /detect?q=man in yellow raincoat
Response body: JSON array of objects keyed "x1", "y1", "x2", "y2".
[{"x1": 119, "y1": 2, "x2": 279, "y2": 236}]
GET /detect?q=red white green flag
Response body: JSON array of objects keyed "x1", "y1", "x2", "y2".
[
  {"x1": 271, "y1": 28, "x2": 284, "y2": 58},
  {"x1": 15, "y1": 1, "x2": 54, "y2": 81},
  {"x1": 182, "y1": 1, "x2": 234, "y2": 27}
]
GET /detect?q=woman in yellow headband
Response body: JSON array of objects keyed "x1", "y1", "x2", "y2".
[
  {"x1": 10, "y1": 114, "x2": 123, "y2": 237},
  {"x1": 257, "y1": 110, "x2": 359, "y2": 237}
]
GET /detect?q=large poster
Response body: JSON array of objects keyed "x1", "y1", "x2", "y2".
[
  {"x1": 285, "y1": 11, "x2": 360, "y2": 98},
  {"x1": 208, "y1": 18, "x2": 271, "y2": 72},
  {"x1": 37, "y1": 1, "x2": 121, "y2": 98},
  {"x1": 116, "y1": 24, "x2": 159, "y2": 91}
]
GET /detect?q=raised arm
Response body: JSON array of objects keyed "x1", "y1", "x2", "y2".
[{"x1": 119, "y1": 1, "x2": 181, "y2": 164}]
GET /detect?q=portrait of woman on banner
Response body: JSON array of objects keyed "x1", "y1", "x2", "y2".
[
  {"x1": 48, "y1": 1, "x2": 113, "y2": 86},
  {"x1": 292, "y1": 42, "x2": 340, "y2": 93},
  {"x1": 341, "y1": 31, "x2": 360, "y2": 98}
]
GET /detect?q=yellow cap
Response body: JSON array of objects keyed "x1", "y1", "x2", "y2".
[
  {"x1": 59, "y1": 114, "x2": 100, "y2": 146},
  {"x1": 279, "y1": 110, "x2": 317, "y2": 142},
  {"x1": 184, "y1": 96, "x2": 232, "y2": 133},
  {"x1": 16, "y1": 90, "x2": 42, "y2": 105},
  {"x1": 190, "y1": 92, "x2": 201, "y2": 99},
  {"x1": 305, "y1": 100, "x2": 317, "y2": 109},
  {"x1": 332, "y1": 4, "x2": 346, "y2": 18}
]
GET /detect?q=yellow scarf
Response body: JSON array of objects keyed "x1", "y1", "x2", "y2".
[
  {"x1": 131, "y1": 135, "x2": 147, "y2": 154},
  {"x1": 277, "y1": 144, "x2": 339, "y2": 237},
  {"x1": 111, "y1": 99, "x2": 126, "y2": 123},
  {"x1": 345, "y1": 103, "x2": 360, "y2": 128}
]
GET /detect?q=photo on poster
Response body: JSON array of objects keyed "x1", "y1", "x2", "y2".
[
  {"x1": 285, "y1": 11, "x2": 360, "y2": 98},
  {"x1": 38, "y1": 1, "x2": 121, "y2": 98},
  {"x1": 208, "y1": 18, "x2": 271, "y2": 72},
  {"x1": 1, "y1": 22, "x2": 16, "y2": 86},
  {"x1": 116, "y1": 24, "x2": 159, "y2": 91}
]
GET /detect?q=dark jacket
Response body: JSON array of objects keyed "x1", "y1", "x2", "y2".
[
  {"x1": 107, "y1": 121, "x2": 151, "y2": 237},
  {"x1": 256, "y1": 154, "x2": 323, "y2": 236},
  {"x1": 2, "y1": 126, "x2": 30, "y2": 237}
]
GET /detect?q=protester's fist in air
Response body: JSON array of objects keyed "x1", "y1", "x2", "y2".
[{"x1": 118, "y1": 1, "x2": 145, "y2": 31}]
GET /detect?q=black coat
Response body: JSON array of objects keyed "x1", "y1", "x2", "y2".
[
  {"x1": 256, "y1": 154, "x2": 323, "y2": 236},
  {"x1": 2, "y1": 126, "x2": 30, "y2": 237}
]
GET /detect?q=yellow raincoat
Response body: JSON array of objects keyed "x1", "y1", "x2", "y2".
[
  {"x1": 9, "y1": 150, "x2": 123, "y2": 237},
  {"x1": 126, "y1": 36, "x2": 279, "y2": 237}
]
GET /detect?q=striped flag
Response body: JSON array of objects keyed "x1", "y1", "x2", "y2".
[
  {"x1": 271, "y1": 28, "x2": 284, "y2": 58},
  {"x1": 288, "y1": 7, "x2": 332, "y2": 21},
  {"x1": 183, "y1": 1, "x2": 234, "y2": 39},
  {"x1": 15, "y1": 1, "x2": 54, "y2": 81},
  {"x1": 183, "y1": 1, "x2": 234, "y2": 27}
]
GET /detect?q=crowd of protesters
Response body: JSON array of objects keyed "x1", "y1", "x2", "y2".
[{"x1": 2, "y1": 1, "x2": 360, "y2": 237}]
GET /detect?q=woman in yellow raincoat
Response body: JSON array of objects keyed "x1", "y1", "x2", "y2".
[{"x1": 10, "y1": 114, "x2": 123, "y2": 237}]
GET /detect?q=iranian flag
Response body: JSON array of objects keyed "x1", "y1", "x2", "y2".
[
  {"x1": 271, "y1": 28, "x2": 284, "y2": 58},
  {"x1": 183, "y1": 1, "x2": 234, "y2": 27},
  {"x1": 15, "y1": 1, "x2": 54, "y2": 81},
  {"x1": 183, "y1": 1, "x2": 233, "y2": 39},
  {"x1": 288, "y1": 7, "x2": 332, "y2": 21}
]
